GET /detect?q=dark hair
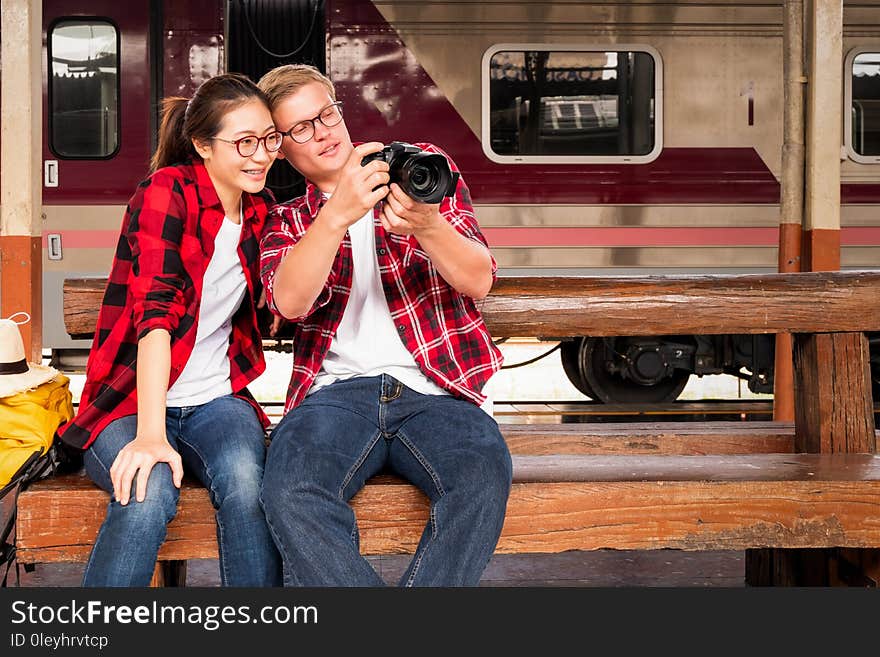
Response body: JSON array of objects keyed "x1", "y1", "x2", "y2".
[{"x1": 150, "y1": 72, "x2": 271, "y2": 172}]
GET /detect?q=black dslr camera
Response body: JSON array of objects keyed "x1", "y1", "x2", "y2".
[{"x1": 360, "y1": 141, "x2": 460, "y2": 204}]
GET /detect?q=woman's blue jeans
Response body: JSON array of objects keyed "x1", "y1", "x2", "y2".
[
  {"x1": 82, "y1": 394, "x2": 281, "y2": 587},
  {"x1": 261, "y1": 374, "x2": 513, "y2": 587}
]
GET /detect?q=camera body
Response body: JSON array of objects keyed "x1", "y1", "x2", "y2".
[{"x1": 360, "y1": 141, "x2": 460, "y2": 204}]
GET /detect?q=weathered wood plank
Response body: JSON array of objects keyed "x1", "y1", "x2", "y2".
[
  {"x1": 510, "y1": 453, "x2": 880, "y2": 482},
  {"x1": 16, "y1": 480, "x2": 220, "y2": 563},
  {"x1": 501, "y1": 422, "x2": 796, "y2": 455},
  {"x1": 65, "y1": 271, "x2": 880, "y2": 338},
  {"x1": 360, "y1": 480, "x2": 880, "y2": 554},
  {"x1": 794, "y1": 332, "x2": 877, "y2": 453},
  {"x1": 17, "y1": 454, "x2": 880, "y2": 562}
]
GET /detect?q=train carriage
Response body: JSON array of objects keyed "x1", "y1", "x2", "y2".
[{"x1": 23, "y1": 0, "x2": 880, "y2": 401}]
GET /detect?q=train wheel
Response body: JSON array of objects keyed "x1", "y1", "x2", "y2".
[
  {"x1": 560, "y1": 339, "x2": 599, "y2": 399},
  {"x1": 579, "y1": 337, "x2": 691, "y2": 404}
]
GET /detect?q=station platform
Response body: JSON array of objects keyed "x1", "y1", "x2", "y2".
[{"x1": 9, "y1": 552, "x2": 746, "y2": 588}]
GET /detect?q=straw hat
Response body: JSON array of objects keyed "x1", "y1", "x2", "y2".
[{"x1": 0, "y1": 313, "x2": 60, "y2": 398}]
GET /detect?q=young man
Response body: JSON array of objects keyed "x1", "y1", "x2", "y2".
[{"x1": 257, "y1": 65, "x2": 511, "y2": 586}]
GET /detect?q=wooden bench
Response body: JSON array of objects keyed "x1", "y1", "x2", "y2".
[{"x1": 15, "y1": 271, "x2": 880, "y2": 586}]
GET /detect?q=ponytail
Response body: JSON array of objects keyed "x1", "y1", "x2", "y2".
[{"x1": 150, "y1": 97, "x2": 196, "y2": 172}]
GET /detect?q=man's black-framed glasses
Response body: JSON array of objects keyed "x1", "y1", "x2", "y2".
[
  {"x1": 213, "y1": 131, "x2": 284, "y2": 157},
  {"x1": 281, "y1": 101, "x2": 344, "y2": 144}
]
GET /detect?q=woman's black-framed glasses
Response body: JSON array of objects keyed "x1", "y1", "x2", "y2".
[
  {"x1": 281, "y1": 101, "x2": 344, "y2": 144},
  {"x1": 213, "y1": 131, "x2": 284, "y2": 157}
]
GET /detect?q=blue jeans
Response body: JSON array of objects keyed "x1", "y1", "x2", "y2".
[
  {"x1": 82, "y1": 395, "x2": 281, "y2": 587},
  {"x1": 261, "y1": 374, "x2": 512, "y2": 587}
]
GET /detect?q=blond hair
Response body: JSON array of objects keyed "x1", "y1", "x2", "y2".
[{"x1": 257, "y1": 64, "x2": 336, "y2": 110}]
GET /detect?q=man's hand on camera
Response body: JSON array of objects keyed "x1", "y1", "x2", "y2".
[
  {"x1": 379, "y1": 183, "x2": 444, "y2": 237},
  {"x1": 322, "y1": 142, "x2": 390, "y2": 230}
]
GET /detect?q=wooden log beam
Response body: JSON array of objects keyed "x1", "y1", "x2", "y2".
[
  {"x1": 62, "y1": 278, "x2": 105, "y2": 339},
  {"x1": 64, "y1": 271, "x2": 880, "y2": 339},
  {"x1": 17, "y1": 454, "x2": 880, "y2": 563},
  {"x1": 482, "y1": 272, "x2": 880, "y2": 337}
]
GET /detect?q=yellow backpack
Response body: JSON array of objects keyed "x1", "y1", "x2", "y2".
[{"x1": 0, "y1": 374, "x2": 74, "y2": 490}]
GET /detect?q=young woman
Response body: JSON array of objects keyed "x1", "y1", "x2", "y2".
[{"x1": 57, "y1": 73, "x2": 283, "y2": 586}]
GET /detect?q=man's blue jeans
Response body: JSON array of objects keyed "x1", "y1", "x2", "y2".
[
  {"x1": 82, "y1": 394, "x2": 281, "y2": 587},
  {"x1": 261, "y1": 374, "x2": 513, "y2": 586}
]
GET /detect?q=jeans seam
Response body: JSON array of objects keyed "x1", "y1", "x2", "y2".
[
  {"x1": 338, "y1": 431, "x2": 383, "y2": 499},
  {"x1": 260, "y1": 490, "x2": 298, "y2": 587},
  {"x1": 215, "y1": 511, "x2": 229, "y2": 587},
  {"x1": 396, "y1": 431, "x2": 445, "y2": 497},
  {"x1": 175, "y1": 433, "x2": 231, "y2": 586},
  {"x1": 404, "y1": 504, "x2": 437, "y2": 587},
  {"x1": 396, "y1": 431, "x2": 443, "y2": 587},
  {"x1": 87, "y1": 448, "x2": 114, "y2": 477},
  {"x1": 349, "y1": 518, "x2": 360, "y2": 547},
  {"x1": 298, "y1": 397, "x2": 376, "y2": 426}
]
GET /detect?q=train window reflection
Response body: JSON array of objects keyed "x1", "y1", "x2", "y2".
[
  {"x1": 851, "y1": 52, "x2": 880, "y2": 157},
  {"x1": 49, "y1": 20, "x2": 119, "y2": 158},
  {"x1": 485, "y1": 48, "x2": 658, "y2": 161}
]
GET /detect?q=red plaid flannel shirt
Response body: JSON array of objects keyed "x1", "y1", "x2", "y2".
[
  {"x1": 58, "y1": 160, "x2": 273, "y2": 450},
  {"x1": 260, "y1": 143, "x2": 503, "y2": 414}
]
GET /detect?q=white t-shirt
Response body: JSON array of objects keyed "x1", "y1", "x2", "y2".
[
  {"x1": 166, "y1": 214, "x2": 247, "y2": 407},
  {"x1": 309, "y1": 208, "x2": 448, "y2": 397}
]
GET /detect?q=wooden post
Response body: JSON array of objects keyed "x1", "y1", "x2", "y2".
[
  {"x1": 802, "y1": 0, "x2": 842, "y2": 272},
  {"x1": 749, "y1": 331, "x2": 877, "y2": 586},
  {"x1": 745, "y1": 0, "x2": 880, "y2": 586},
  {"x1": 794, "y1": 332, "x2": 876, "y2": 454},
  {"x1": 773, "y1": 0, "x2": 806, "y2": 422},
  {"x1": 149, "y1": 561, "x2": 188, "y2": 587},
  {"x1": 0, "y1": 0, "x2": 43, "y2": 362},
  {"x1": 748, "y1": 332, "x2": 876, "y2": 586}
]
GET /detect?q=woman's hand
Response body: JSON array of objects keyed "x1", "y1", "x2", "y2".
[
  {"x1": 109, "y1": 435, "x2": 183, "y2": 505},
  {"x1": 257, "y1": 288, "x2": 285, "y2": 336}
]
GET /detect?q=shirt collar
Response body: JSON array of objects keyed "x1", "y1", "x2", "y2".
[
  {"x1": 304, "y1": 179, "x2": 326, "y2": 216},
  {"x1": 190, "y1": 158, "x2": 224, "y2": 211},
  {"x1": 189, "y1": 158, "x2": 263, "y2": 224}
]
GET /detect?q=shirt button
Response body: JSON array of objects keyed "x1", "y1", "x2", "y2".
[
  {"x1": 397, "y1": 324, "x2": 406, "y2": 333},
  {"x1": 378, "y1": 248, "x2": 386, "y2": 256}
]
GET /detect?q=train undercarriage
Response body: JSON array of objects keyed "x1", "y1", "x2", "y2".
[{"x1": 559, "y1": 333, "x2": 880, "y2": 404}]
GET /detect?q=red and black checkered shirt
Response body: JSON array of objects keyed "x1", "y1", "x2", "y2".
[
  {"x1": 260, "y1": 143, "x2": 503, "y2": 414},
  {"x1": 58, "y1": 160, "x2": 273, "y2": 450}
]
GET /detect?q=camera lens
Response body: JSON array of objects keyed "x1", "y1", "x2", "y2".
[
  {"x1": 399, "y1": 154, "x2": 452, "y2": 203},
  {"x1": 382, "y1": 144, "x2": 458, "y2": 204},
  {"x1": 408, "y1": 165, "x2": 437, "y2": 194}
]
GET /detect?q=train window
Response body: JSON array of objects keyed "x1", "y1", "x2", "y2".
[
  {"x1": 481, "y1": 44, "x2": 662, "y2": 164},
  {"x1": 49, "y1": 19, "x2": 119, "y2": 159},
  {"x1": 846, "y1": 49, "x2": 880, "y2": 163}
]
